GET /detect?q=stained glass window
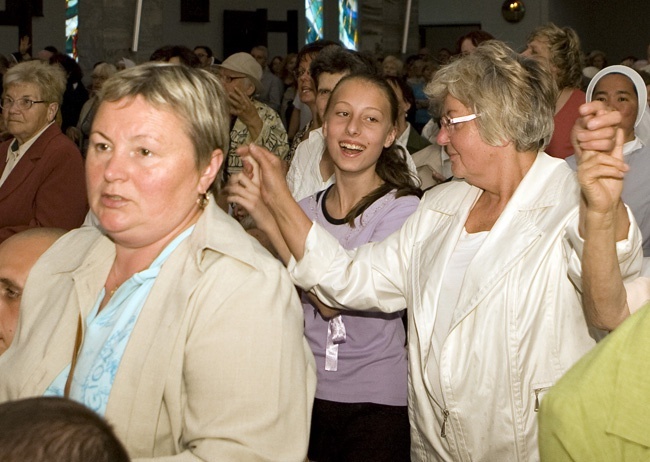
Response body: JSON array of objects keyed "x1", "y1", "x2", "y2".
[
  {"x1": 338, "y1": 0, "x2": 357, "y2": 50},
  {"x1": 306, "y1": 0, "x2": 324, "y2": 44},
  {"x1": 66, "y1": 0, "x2": 79, "y2": 59}
]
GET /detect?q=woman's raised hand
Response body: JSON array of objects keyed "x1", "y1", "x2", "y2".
[
  {"x1": 573, "y1": 102, "x2": 628, "y2": 215},
  {"x1": 239, "y1": 143, "x2": 294, "y2": 213},
  {"x1": 225, "y1": 147, "x2": 275, "y2": 232}
]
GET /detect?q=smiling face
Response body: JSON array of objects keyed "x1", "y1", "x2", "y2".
[
  {"x1": 592, "y1": 73, "x2": 639, "y2": 142},
  {"x1": 86, "y1": 96, "x2": 220, "y2": 249},
  {"x1": 436, "y1": 95, "x2": 494, "y2": 182},
  {"x1": 3, "y1": 82, "x2": 58, "y2": 145},
  {"x1": 323, "y1": 77, "x2": 396, "y2": 176},
  {"x1": 296, "y1": 55, "x2": 316, "y2": 105}
]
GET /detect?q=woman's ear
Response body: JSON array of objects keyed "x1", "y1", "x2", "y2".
[
  {"x1": 47, "y1": 102, "x2": 59, "y2": 123},
  {"x1": 198, "y1": 149, "x2": 224, "y2": 193},
  {"x1": 384, "y1": 126, "x2": 397, "y2": 148}
]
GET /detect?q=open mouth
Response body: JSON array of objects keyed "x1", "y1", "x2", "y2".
[{"x1": 339, "y1": 142, "x2": 365, "y2": 156}]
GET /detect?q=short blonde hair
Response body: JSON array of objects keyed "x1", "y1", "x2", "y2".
[
  {"x1": 426, "y1": 40, "x2": 557, "y2": 152},
  {"x1": 98, "y1": 63, "x2": 230, "y2": 172},
  {"x1": 527, "y1": 23, "x2": 583, "y2": 89},
  {"x1": 3, "y1": 60, "x2": 66, "y2": 105},
  {"x1": 382, "y1": 55, "x2": 404, "y2": 76},
  {"x1": 91, "y1": 63, "x2": 117, "y2": 80}
]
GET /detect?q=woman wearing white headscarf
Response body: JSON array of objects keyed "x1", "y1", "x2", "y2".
[{"x1": 567, "y1": 65, "x2": 650, "y2": 256}]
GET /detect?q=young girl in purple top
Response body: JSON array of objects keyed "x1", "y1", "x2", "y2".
[{"x1": 228, "y1": 73, "x2": 421, "y2": 461}]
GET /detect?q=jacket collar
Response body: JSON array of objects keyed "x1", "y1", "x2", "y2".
[
  {"x1": 0, "y1": 124, "x2": 62, "y2": 200},
  {"x1": 427, "y1": 152, "x2": 577, "y2": 329},
  {"x1": 188, "y1": 196, "x2": 264, "y2": 272}
]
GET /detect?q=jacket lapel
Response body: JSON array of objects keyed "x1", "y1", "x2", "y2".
[
  {"x1": 0, "y1": 125, "x2": 58, "y2": 202},
  {"x1": 449, "y1": 153, "x2": 565, "y2": 329},
  {"x1": 20, "y1": 232, "x2": 114, "y2": 397}
]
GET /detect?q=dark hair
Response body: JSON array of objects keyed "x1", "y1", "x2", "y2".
[
  {"x1": 385, "y1": 75, "x2": 416, "y2": 122},
  {"x1": 150, "y1": 45, "x2": 201, "y2": 68},
  {"x1": 49, "y1": 52, "x2": 84, "y2": 83},
  {"x1": 44, "y1": 46, "x2": 59, "y2": 54},
  {"x1": 295, "y1": 40, "x2": 340, "y2": 71},
  {"x1": 325, "y1": 73, "x2": 422, "y2": 226},
  {"x1": 0, "y1": 397, "x2": 130, "y2": 462},
  {"x1": 456, "y1": 30, "x2": 495, "y2": 54},
  {"x1": 639, "y1": 70, "x2": 650, "y2": 86},
  {"x1": 310, "y1": 47, "x2": 379, "y2": 89},
  {"x1": 194, "y1": 45, "x2": 213, "y2": 58}
]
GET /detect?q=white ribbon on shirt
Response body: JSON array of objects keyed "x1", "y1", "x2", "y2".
[{"x1": 325, "y1": 315, "x2": 347, "y2": 371}]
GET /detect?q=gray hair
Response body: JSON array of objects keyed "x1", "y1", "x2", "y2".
[
  {"x1": 426, "y1": 40, "x2": 557, "y2": 152},
  {"x1": 98, "y1": 62, "x2": 230, "y2": 172},
  {"x1": 3, "y1": 60, "x2": 66, "y2": 105}
]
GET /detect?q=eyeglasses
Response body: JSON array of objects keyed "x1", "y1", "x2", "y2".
[
  {"x1": 439, "y1": 113, "x2": 479, "y2": 131},
  {"x1": 0, "y1": 97, "x2": 47, "y2": 111},
  {"x1": 217, "y1": 74, "x2": 247, "y2": 84}
]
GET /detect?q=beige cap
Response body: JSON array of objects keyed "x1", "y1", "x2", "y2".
[{"x1": 218, "y1": 52, "x2": 263, "y2": 93}]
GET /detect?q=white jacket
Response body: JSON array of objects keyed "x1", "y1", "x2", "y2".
[{"x1": 290, "y1": 153, "x2": 642, "y2": 461}]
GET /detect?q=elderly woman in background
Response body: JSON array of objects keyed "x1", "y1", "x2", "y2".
[
  {"x1": 0, "y1": 60, "x2": 87, "y2": 242},
  {"x1": 241, "y1": 41, "x2": 641, "y2": 461},
  {"x1": 523, "y1": 23, "x2": 585, "y2": 159},
  {"x1": 0, "y1": 63, "x2": 316, "y2": 461},
  {"x1": 66, "y1": 62, "x2": 118, "y2": 153}
]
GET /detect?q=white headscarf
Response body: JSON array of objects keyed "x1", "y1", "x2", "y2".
[{"x1": 586, "y1": 65, "x2": 647, "y2": 128}]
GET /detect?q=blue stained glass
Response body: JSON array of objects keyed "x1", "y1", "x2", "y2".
[
  {"x1": 306, "y1": 0, "x2": 324, "y2": 44},
  {"x1": 66, "y1": 0, "x2": 79, "y2": 59},
  {"x1": 338, "y1": 0, "x2": 358, "y2": 50}
]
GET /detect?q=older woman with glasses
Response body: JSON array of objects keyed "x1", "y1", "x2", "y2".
[
  {"x1": 0, "y1": 63, "x2": 316, "y2": 461},
  {"x1": 237, "y1": 41, "x2": 642, "y2": 460},
  {"x1": 0, "y1": 60, "x2": 87, "y2": 243}
]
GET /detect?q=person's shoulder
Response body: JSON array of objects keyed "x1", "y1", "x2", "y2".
[
  {"x1": 40, "y1": 125, "x2": 82, "y2": 154},
  {"x1": 33, "y1": 226, "x2": 107, "y2": 274},
  {"x1": 191, "y1": 204, "x2": 288, "y2": 276},
  {"x1": 373, "y1": 191, "x2": 421, "y2": 224},
  {"x1": 566, "y1": 88, "x2": 586, "y2": 108}
]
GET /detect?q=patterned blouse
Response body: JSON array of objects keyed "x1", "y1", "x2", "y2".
[{"x1": 226, "y1": 100, "x2": 289, "y2": 175}]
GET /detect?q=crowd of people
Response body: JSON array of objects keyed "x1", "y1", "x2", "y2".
[{"x1": 0, "y1": 23, "x2": 649, "y2": 462}]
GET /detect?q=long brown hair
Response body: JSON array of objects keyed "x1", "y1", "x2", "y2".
[{"x1": 325, "y1": 73, "x2": 422, "y2": 227}]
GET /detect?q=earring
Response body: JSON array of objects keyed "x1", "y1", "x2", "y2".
[{"x1": 197, "y1": 192, "x2": 209, "y2": 209}]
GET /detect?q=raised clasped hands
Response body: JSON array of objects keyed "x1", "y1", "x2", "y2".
[
  {"x1": 226, "y1": 144, "x2": 292, "y2": 229},
  {"x1": 573, "y1": 101, "x2": 628, "y2": 216}
]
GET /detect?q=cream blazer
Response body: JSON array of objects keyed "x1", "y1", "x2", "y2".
[
  {"x1": 290, "y1": 152, "x2": 642, "y2": 461},
  {"x1": 0, "y1": 202, "x2": 316, "y2": 461}
]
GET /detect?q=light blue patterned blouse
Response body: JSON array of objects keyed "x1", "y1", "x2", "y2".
[{"x1": 44, "y1": 226, "x2": 194, "y2": 416}]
